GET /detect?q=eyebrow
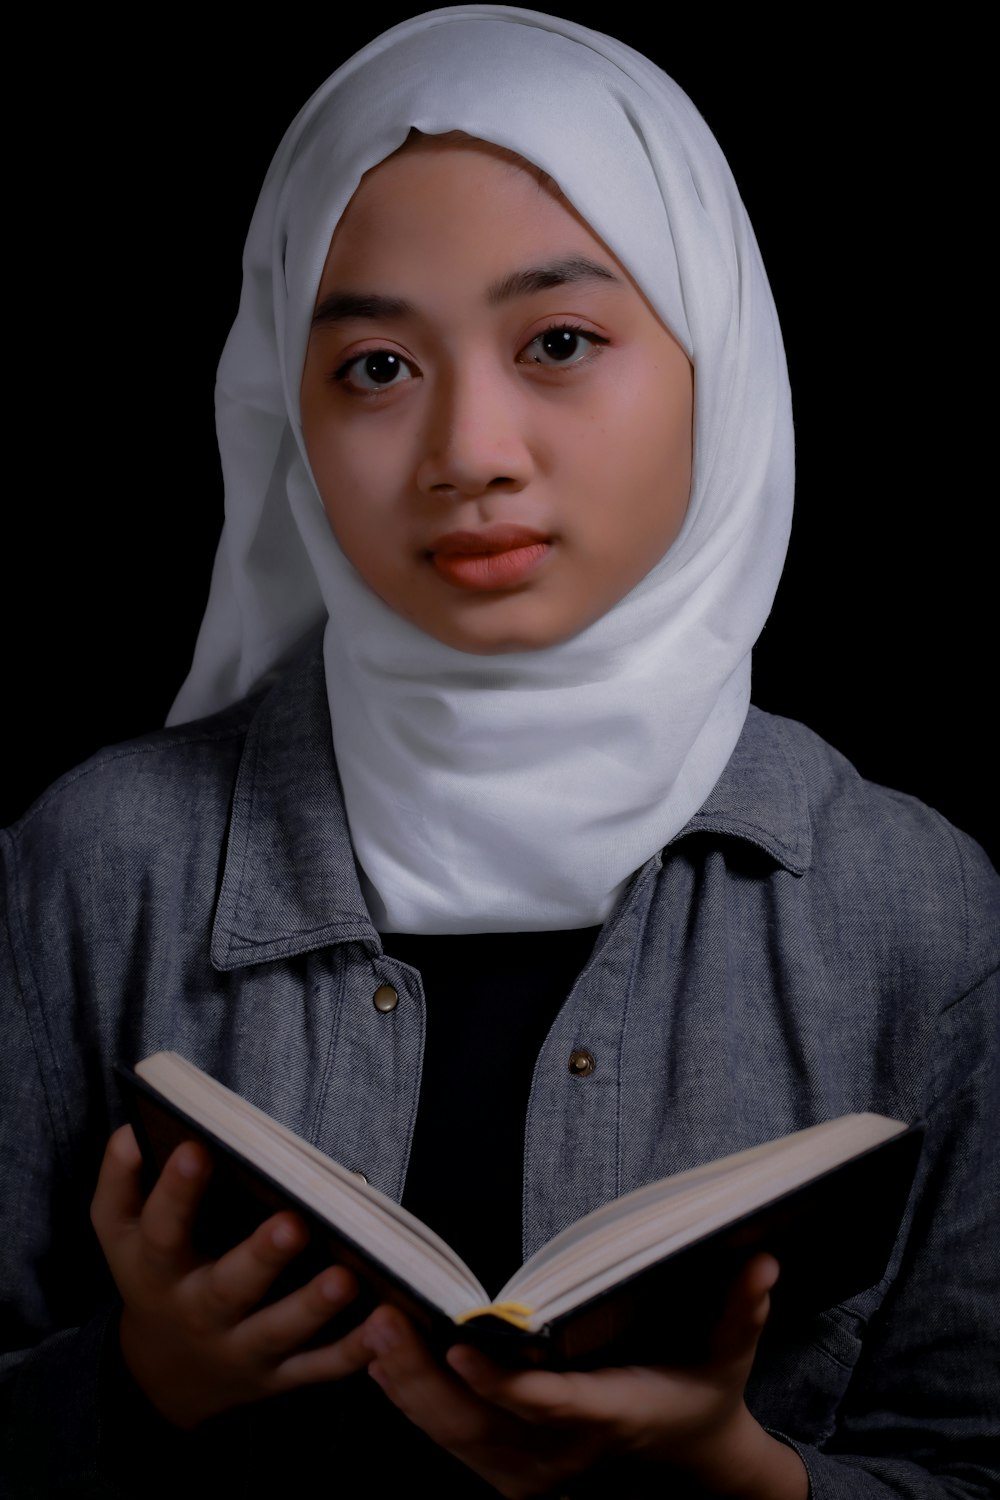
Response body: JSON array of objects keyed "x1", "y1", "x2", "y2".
[
  {"x1": 486, "y1": 255, "x2": 622, "y2": 304},
  {"x1": 311, "y1": 291, "x2": 412, "y2": 327},
  {"x1": 310, "y1": 256, "x2": 622, "y2": 328}
]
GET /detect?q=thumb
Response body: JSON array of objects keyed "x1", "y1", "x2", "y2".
[
  {"x1": 706, "y1": 1253, "x2": 779, "y2": 1367},
  {"x1": 90, "y1": 1125, "x2": 146, "y2": 1242}
]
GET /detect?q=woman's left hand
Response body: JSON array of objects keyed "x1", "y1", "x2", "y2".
[{"x1": 361, "y1": 1253, "x2": 808, "y2": 1498}]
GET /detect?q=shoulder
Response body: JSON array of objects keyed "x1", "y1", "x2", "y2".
[
  {"x1": 678, "y1": 705, "x2": 998, "y2": 1016},
  {"x1": 0, "y1": 697, "x2": 263, "y2": 1035},
  {"x1": 2, "y1": 694, "x2": 260, "y2": 881},
  {"x1": 749, "y1": 705, "x2": 995, "y2": 886},
  {"x1": 3, "y1": 635, "x2": 334, "y2": 881},
  {"x1": 1, "y1": 636, "x2": 344, "y2": 976},
  {"x1": 0, "y1": 696, "x2": 266, "y2": 1133},
  {"x1": 742, "y1": 707, "x2": 999, "y2": 995}
]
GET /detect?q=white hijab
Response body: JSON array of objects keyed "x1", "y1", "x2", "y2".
[{"x1": 169, "y1": 6, "x2": 794, "y2": 933}]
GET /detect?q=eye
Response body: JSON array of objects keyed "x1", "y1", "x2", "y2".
[
  {"x1": 333, "y1": 348, "x2": 417, "y2": 392},
  {"x1": 519, "y1": 324, "x2": 608, "y2": 367}
]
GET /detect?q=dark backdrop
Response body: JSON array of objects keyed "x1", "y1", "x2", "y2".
[{"x1": 7, "y1": 8, "x2": 994, "y2": 865}]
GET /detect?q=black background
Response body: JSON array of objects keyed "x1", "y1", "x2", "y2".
[{"x1": 6, "y1": 8, "x2": 994, "y2": 864}]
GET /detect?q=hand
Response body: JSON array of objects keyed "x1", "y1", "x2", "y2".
[
  {"x1": 90, "y1": 1125, "x2": 372, "y2": 1429},
  {"x1": 362, "y1": 1255, "x2": 808, "y2": 1498}
]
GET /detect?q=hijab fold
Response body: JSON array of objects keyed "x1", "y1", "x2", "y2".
[{"x1": 169, "y1": 6, "x2": 794, "y2": 933}]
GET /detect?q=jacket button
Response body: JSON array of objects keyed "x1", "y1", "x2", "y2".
[
  {"x1": 352, "y1": 1170, "x2": 369, "y2": 1184},
  {"x1": 373, "y1": 983, "x2": 399, "y2": 1013},
  {"x1": 568, "y1": 1048, "x2": 596, "y2": 1076}
]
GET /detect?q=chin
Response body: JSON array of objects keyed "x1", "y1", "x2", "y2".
[
  {"x1": 383, "y1": 581, "x2": 600, "y2": 656},
  {"x1": 419, "y1": 609, "x2": 589, "y2": 657}
]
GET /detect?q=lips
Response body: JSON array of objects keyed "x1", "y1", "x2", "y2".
[{"x1": 428, "y1": 526, "x2": 552, "y2": 591}]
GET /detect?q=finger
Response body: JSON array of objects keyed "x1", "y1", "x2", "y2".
[
  {"x1": 270, "y1": 1273, "x2": 375, "y2": 1387},
  {"x1": 364, "y1": 1308, "x2": 492, "y2": 1443},
  {"x1": 135, "y1": 1140, "x2": 213, "y2": 1273},
  {"x1": 447, "y1": 1344, "x2": 568, "y2": 1413},
  {"x1": 198, "y1": 1211, "x2": 313, "y2": 1324},
  {"x1": 368, "y1": 1313, "x2": 599, "y2": 1495},
  {"x1": 448, "y1": 1343, "x2": 636, "y2": 1428},
  {"x1": 91, "y1": 1126, "x2": 145, "y2": 1244},
  {"x1": 707, "y1": 1253, "x2": 779, "y2": 1366}
]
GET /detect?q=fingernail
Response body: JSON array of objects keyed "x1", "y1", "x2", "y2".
[
  {"x1": 365, "y1": 1316, "x2": 401, "y2": 1355},
  {"x1": 319, "y1": 1270, "x2": 348, "y2": 1303},
  {"x1": 272, "y1": 1219, "x2": 299, "y2": 1249},
  {"x1": 114, "y1": 1127, "x2": 141, "y2": 1166},
  {"x1": 175, "y1": 1145, "x2": 203, "y2": 1179},
  {"x1": 447, "y1": 1345, "x2": 484, "y2": 1380}
]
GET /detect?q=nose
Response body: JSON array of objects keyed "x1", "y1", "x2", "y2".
[{"x1": 415, "y1": 361, "x2": 534, "y2": 499}]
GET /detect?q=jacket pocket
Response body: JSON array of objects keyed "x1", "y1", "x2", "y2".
[{"x1": 745, "y1": 1277, "x2": 892, "y2": 1446}]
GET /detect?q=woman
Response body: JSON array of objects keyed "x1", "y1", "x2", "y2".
[{"x1": 2, "y1": 8, "x2": 996, "y2": 1496}]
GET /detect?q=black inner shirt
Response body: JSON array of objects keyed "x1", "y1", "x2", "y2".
[{"x1": 383, "y1": 927, "x2": 600, "y2": 1298}]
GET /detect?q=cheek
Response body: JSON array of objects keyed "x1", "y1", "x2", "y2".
[
  {"x1": 580, "y1": 376, "x2": 691, "y2": 545},
  {"x1": 307, "y1": 427, "x2": 401, "y2": 555},
  {"x1": 626, "y1": 370, "x2": 693, "y2": 537}
]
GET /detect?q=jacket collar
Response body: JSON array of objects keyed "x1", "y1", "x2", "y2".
[
  {"x1": 672, "y1": 706, "x2": 812, "y2": 875},
  {"x1": 211, "y1": 639, "x2": 377, "y2": 971},
  {"x1": 211, "y1": 643, "x2": 811, "y2": 970}
]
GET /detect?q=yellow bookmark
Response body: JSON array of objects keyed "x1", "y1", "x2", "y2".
[{"x1": 455, "y1": 1301, "x2": 535, "y2": 1331}]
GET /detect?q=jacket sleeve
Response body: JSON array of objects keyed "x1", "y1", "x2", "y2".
[
  {"x1": 769, "y1": 965, "x2": 1000, "y2": 1499},
  {"x1": 0, "y1": 830, "x2": 260, "y2": 1498},
  {"x1": 1, "y1": 845, "x2": 114, "y2": 1492},
  {"x1": 0, "y1": 830, "x2": 147, "y2": 1495}
]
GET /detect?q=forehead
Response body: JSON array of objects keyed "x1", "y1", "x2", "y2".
[{"x1": 316, "y1": 135, "x2": 622, "y2": 293}]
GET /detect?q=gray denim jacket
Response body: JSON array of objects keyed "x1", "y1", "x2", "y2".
[{"x1": 2, "y1": 642, "x2": 998, "y2": 1497}]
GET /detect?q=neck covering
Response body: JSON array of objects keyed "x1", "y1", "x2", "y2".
[{"x1": 168, "y1": 6, "x2": 794, "y2": 933}]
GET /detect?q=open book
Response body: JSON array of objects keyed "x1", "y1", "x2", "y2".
[{"x1": 121, "y1": 1052, "x2": 923, "y2": 1368}]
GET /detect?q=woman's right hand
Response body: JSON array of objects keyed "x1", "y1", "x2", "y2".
[{"x1": 90, "y1": 1124, "x2": 373, "y2": 1429}]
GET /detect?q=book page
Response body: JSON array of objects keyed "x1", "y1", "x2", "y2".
[
  {"x1": 500, "y1": 1114, "x2": 906, "y2": 1322},
  {"x1": 136, "y1": 1053, "x2": 488, "y2": 1315}
]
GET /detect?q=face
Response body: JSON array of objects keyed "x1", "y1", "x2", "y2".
[{"x1": 300, "y1": 136, "x2": 693, "y2": 655}]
